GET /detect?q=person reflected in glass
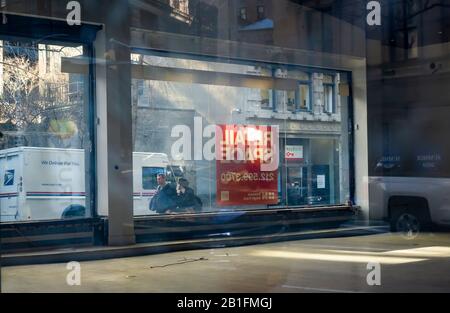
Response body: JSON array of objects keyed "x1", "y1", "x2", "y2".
[
  {"x1": 149, "y1": 174, "x2": 177, "y2": 214},
  {"x1": 176, "y1": 178, "x2": 202, "y2": 213}
]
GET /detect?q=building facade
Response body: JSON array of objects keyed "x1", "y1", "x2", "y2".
[{"x1": 0, "y1": 0, "x2": 448, "y2": 249}]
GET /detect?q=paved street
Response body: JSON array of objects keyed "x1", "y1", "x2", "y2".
[{"x1": 2, "y1": 231, "x2": 450, "y2": 293}]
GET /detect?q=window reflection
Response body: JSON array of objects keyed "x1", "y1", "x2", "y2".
[
  {"x1": 0, "y1": 40, "x2": 89, "y2": 222},
  {"x1": 131, "y1": 53, "x2": 350, "y2": 215}
]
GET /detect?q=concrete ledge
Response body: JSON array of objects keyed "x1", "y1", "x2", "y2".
[
  {"x1": 1, "y1": 205, "x2": 356, "y2": 252},
  {"x1": 1, "y1": 224, "x2": 388, "y2": 267}
]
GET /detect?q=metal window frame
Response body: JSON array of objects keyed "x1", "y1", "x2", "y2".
[
  {"x1": 294, "y1": 78, "x2": 313, "y2": 113},
  {"x1": 126, "y1": 47, "x2": 355, "y2": 206}
]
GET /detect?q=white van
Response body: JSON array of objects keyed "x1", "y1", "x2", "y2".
[
  {"x1": 133, "y1": 151, "x2": 171, "y2": 216},
  {"x1": 0, "y1": 147, "x2": 172, "y2": 222}
]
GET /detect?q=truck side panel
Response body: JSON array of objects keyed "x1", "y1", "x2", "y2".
[
  {"x1": 21, "y1": 149, "x2": 86, "y2": 221},
  {"x1": 369, "y1": 176, "x2": 450, "y2": 226}
]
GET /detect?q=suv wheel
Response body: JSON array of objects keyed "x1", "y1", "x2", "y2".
[{"x1": 390, "y1": 208, "x2": 431, "y2": 239}]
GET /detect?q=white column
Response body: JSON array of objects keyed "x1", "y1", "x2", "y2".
[{"x1": 95, "y1": 0, "x2": 135, "y2": 246}]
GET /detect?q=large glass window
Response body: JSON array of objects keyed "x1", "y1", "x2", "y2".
[
  {"x1": 131, "y1": 52, "x2": 350, "y2": 216},
  {"x1": 0, "y1": 39, "x2": 92, "y2": 222}
]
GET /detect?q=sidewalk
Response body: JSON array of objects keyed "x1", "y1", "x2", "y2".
[{"x1": 3, "y1": 231, "x2": 450, "y2": 293}]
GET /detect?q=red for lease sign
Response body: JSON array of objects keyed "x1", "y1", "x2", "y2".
[{"x1": 216, "y1": 125, "x2": 279, "y2": 206}]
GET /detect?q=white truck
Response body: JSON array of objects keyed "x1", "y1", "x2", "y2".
[{"x1": 0, "y1": 147, "x2": 173, "y2": 222}]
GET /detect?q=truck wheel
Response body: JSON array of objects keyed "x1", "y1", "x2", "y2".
[
  {"x1": 61, "y1": 204, "x2": 87, "y2": 219},
  {"x1": 390, "y1": 208, "x2": 431, "y2": 238}
]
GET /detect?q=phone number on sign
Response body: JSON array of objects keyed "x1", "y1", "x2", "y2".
[{"x1": 220, "y1": 172, "x2": 275, "y2": 184}]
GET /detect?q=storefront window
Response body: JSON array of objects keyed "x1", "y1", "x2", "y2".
[
  {"x1": 0, "y1": 39, "x2": 92, "y2": 222},
  {"x1": 131, "y1": 52, "x2": 350, "y2": 216}
]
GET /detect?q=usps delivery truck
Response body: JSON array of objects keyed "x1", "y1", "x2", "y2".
[{"x1": 0, "y1": 147, "x2": 172, "y2": 222}]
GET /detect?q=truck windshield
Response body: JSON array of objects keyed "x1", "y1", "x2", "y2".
[{"x1": 142, "y1": 167, "x2": 166, "y2": 190}]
